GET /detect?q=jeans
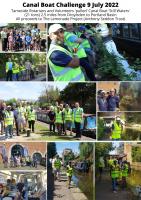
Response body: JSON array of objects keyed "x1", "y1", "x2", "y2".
[
  {"x1": 112, "y1": 178, "x2": 117, "y2": 191},
  {"x1": 5, "y1": 125, "x2": 13, "y2": 138},
  {"x1": 80, "y1": 58, "x2": 96, "y2": 81},
  {"x1": 49, "y1": 122, "x2": 55, "y2": 132},
  {"x1": 28, "y1": 120, "x2": 35, "y2": 132},
  {"x1": 6, "y1": 70, "x2": 13, "y2": 81}
]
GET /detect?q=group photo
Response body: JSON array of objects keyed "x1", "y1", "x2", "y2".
[{"x1": 0, "y1": 23, "x2": 47, "y2": 52}]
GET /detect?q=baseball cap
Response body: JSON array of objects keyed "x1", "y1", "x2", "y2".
[{"x1": 48, "y1": 24, "x2": 65, "y2": 35}]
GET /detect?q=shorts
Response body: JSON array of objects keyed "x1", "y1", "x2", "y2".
[
  {"x1": 18, "y1": 117, "x2": 26, "y2": 126},
  {"x1": 65, "y1": 121, "x2": 72, "y2": 129}
]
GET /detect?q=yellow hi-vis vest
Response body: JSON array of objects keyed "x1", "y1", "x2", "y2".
[
  {"x1": 111, "y1": 164, "x2": 120, "y2": 179},
  {"x1": 112, "y1": 121, "x2": 122, "y2": 139},
  {"x1": 54, "y1": 159, "x2": 61, "y2": 169},
  {"x1": 73, "y1": 107, "x2": 83, "y2": 123},
  {"x1": 47, "y1": 44, "x2": 85, "y2": 82},
  {"x1": 64, "y1": 31, "x2": 87, "y2": 58},
  {"x1": 6, "y1": 62, "x2": 13, "y2": 72},
  {"x1": 66, "y1": 166, "x2": 73, "y2": 177},
  {"x1": 64, "y1": 108, "x2": 73, "y2": 122},
  {"x1": 55, "y1": 111, "x2": 63, "y2": 124},
  {"x1": 18, "y1": 107, "x2": 26, "y2": 118},
  {"x1": 4, "y1": 111, "x2": 14, "y2": 126},
  {"x1": 12, "y1": 63, "x2": 20, "y2": 74},
  {"x1": 27, "y1": 110, "x2": 36, "y2": 121},
  {"x1": 122, "y1": 164, "x2": 128, "y2": 177}
]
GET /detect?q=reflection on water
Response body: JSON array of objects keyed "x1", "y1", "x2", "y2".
[
  {"x1": 72, "y1": 171, "x2": 94, "y2": 200},
  {"x1": 128, "y1": 170, "x2": 141, "y2": 187},
  {"x1": 122, "y1": 128, "x2": 141, "y2": 140}
]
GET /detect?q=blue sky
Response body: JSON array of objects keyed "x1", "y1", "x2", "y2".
[
  {"x1": 0, "y1": 82, "x2": 68, "y2": 100},
  {"x1": 56, "y1": 142, "x2": 80, "y2": 156}
]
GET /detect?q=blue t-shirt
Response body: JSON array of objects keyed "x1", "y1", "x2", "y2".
[
  {"x1": 50, "y1": 49, "x2": 72, "y2": 67},
  {"x1": 67, "y1": 34, "x2": 78, "y2": 43},
  {"x1": 7, "y1": 62, "x2": 13, "y2": 70},
  {"x1": 25, "y1": 35, "x2": 32, "y2": 43}
]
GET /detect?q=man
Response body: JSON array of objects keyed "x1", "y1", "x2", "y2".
[
  {"x1": 121, "y1": 160, "x2": 128, "y2": 189},
  {"x1": 17, "y1": 102, "x2": 26, "y2": 133},
  {"x1": 64, "y1": 104, "x2": 73, "y2": 135},
  {"x1": 47, "y1": 24, "x2": 85, "y2": 81},
  {"x1": 48, "y1": 106, "x2": 56, "y2": 133},
  {"x1": 53, "y1": 155, "x2": 62, "y2": 181},
  {"x1": 0, "y1": 102, "x2": 5, "y2": 135},
  {"x1": 98, "y1": 90, "x2": 108, "y2": 111},
  {"x1": 111, "y1": 159, "x2": 120, "y2": 193},
  {"x1": 107, "y1": 89, "x2": 119, "y2": 111},
  {"x1": 55, "y1": 106, "x2": 63, "y2": 135},
  {"x1": 4, "y1": 105, "x2": 14, "y2": 139},
  {"x1": 111, "y1": 116, "x2": 123, "y2": 140},
  {"x1": 6, "y1": 58, "x2": 13, "y2": 81},
  {"x1": 27, "y1": 105, "x2": 36, "y2": 133},
  {"x1": 64, "y1": 23, "x2": 96, "y2": 80},
  {"x1": 73, "y1": 102, "x2": 83, "y2": 138},
  {"x1": 12, "y1": 103, "x2": 20, "y2": 136},
  {"x1": 25, "y1": 60, "x2": 32, "y2": 80},
  {"x1": 66, "y1": 161, "x2": 73, "y2": 189}
]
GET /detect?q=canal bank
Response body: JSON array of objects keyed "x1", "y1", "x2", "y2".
[{"x1": 73, "y1": 170, "x2": 94, "y2": 200}]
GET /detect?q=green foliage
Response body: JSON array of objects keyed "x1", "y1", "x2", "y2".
[
  {"x1": 5, "y1": 98, "x2": 17, "y2": 106},
  {"x1": 38, "y1": 85, "x2": 60, "y2": 108},
  {"x1": 0, "y1": 53, "x2": 46, "y2": 79},
  {"x1": 132, "y1": 147, "x2": 141, "y2": 162},
  {"x1": 79, "y1": 143, "x2": 94, "y2": 160},
  {"x1": 95, "y1": 35, "x2": 131, "y2": 80},
  {"x1": 64, "y1": 152, "x2": 75, "y2": 164},
  {"x1": 59, "y1": 83, "x2": 96, "y2": 113},
  {"x1": 95, "y1": 143, "x2": 114, "y2": 168},
  {"x1": 97, "y1": 118, "x2": 105, "y2": 140},
  {"x1": 47, "y1": 143, "x2": 57, "y2": 159}
]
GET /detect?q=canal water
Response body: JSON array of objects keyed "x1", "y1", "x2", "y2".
[
  {"x1": 72, "y1": 171, "x2": 94, "y2": 200},
  {"x1": 122, "y1": 128, "x2": 141, "y2": 140},
  {"x1": 128, "y1": 169, "x2": 141, "y2": 199}
]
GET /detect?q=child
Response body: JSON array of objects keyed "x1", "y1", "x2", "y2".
[
  {"x1": 8, "y1": 32, "x2": 14, "y2": 51},
  {"x1": 25, "y1": 32, "x2": 32, "y2": 51}
]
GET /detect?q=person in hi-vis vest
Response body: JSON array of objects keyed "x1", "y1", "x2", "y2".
[{"x1": 111, "y1": 116, "x2": 123, "y2": 141}]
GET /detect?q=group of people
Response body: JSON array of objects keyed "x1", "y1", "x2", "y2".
[
  {"x1": 51, "y1": 154, "x2": 73, "y2": 189},
  {"x1": 2, "y1": 155, "x2": 39, "y2": 169},
  {"x1": 98, "y1": 88, "x2": 120, "y2": 111},
  {"x1": 47, "y1": 101, "x2": 84, "y2": 138},
  {"x1": 0, "y1": 26, "x2": 42, "y2": 52},
  {"x1": 0, "y1": 176, "x2": 43, "y2": 200},
  {"x1": 6, "y1": 58, "x2": 39, "y2": 81},
  {"x1": 99, "y1": 156, "x2": 130, "y2": 193},
  {"x1": 0, "y1": 101, "x2": 36, "y2": 140},
  {"x1": 47, "y1": 23, "x2": 138, "y2": 81}
]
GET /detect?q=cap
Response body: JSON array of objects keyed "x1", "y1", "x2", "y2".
[
  {"x1": 48, "y1": 24, "x2": 65, "y2": 35},
  {"x1": 101, "y1": 90, "x2": 106, "y2": 94}
]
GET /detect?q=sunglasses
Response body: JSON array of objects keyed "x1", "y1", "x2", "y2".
[{"x1": 54, "y1": 29, "x2": 64, "y2": 35}]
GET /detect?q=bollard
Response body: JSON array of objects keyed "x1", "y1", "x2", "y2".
[{"x1": 27, "y1": 129, "x2": 31, "y2": 137}]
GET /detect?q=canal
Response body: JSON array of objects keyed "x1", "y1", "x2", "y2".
[
  {"x1": 128, "y1": 169, "x2": 141, "y2": 199},
  {"x1": 122, "y1": 127, "x2": 141, "y2": 140},
  {"x1": 72, "y1": 170, "x2": 94, "y2": 200}
]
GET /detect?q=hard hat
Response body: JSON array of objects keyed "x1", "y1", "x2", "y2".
[
  {"x1": 116, "y1": 116, "x2": 121, "y2": 121},
  {"x1": 48, "y1": 24, "x2": 65, "y2": 35}
]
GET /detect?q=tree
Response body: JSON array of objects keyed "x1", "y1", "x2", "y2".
[
  {"x1": 59, "y1": 83, "x2": 96, "y2": 113},
  {"x1": 38, "y1": 85, "x2": 60, "y2": 108},
  {"x1": 47, "y1": 143, "x2": 57, "y2": 159},
  {"x1": 79, "y1": 143, "x2": 94, "y2": 160},
  {"x1": 95, "y1": 143, "x2": 114, "y2": 168}
]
